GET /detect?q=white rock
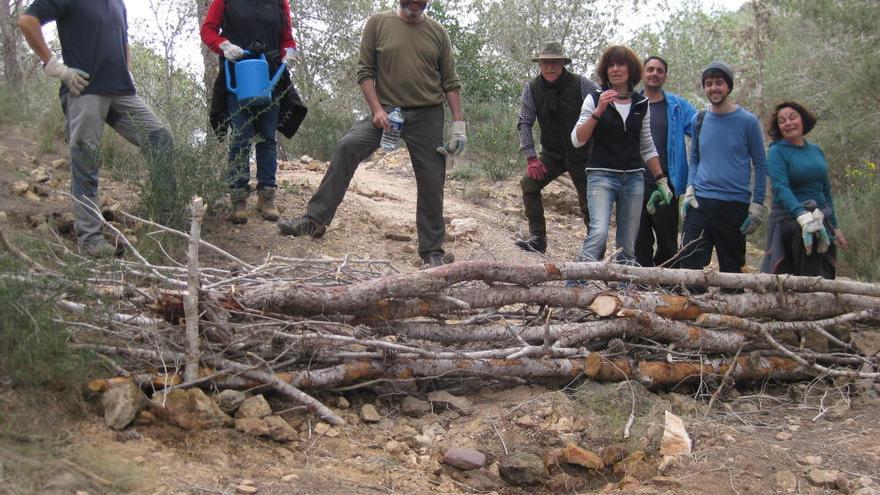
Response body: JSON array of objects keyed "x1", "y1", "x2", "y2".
[
  {"x1": 659, "y1": 411, "x2": 691, "y2": 456},
  {"x1": 775, "y1": 431, "x2": 793, "y2": 441},
  {"x1": 447, "y1": 218, "x2": 480, "y2": 239}
]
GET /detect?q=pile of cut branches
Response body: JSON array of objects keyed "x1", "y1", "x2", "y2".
[{"x1": 3, "y1": 200, "x2": 879, "y2": 426}]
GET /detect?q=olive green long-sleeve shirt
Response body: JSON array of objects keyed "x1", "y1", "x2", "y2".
[{"x1": 356, "y1": 11, "x2": 461, "y2": 108}]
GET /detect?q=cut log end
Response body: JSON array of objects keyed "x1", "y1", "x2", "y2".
[{"x1": 590, "y1": 294, "x2": 623, "y2": 317}]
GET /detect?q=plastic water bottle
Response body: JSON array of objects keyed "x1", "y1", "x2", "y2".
[{"x1": 380, "y1": 107, "x2": 404, "y2": 151}]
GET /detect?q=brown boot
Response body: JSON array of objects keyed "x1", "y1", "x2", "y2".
[
  {"x1": 256, "y1": 186, "x2": 280, "y2": 221},
  {"x1": 227, "y1": 188, "x2": 249, "y2": 224}
]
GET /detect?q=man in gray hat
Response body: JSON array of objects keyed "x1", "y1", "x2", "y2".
[
  {"x1": 514, "y1": 41, "x2": 599, "y2": 254},
  {"x1": 673, "y1": 60, "x2": 767, "y2": 277}
]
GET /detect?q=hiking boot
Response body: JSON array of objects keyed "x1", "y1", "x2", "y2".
[
  {"x1": 277, "y1": 215, "x2": 326, "y2": 238},
  {"x1": 227, "y1": 188, "x2": 250, "y2": 224},
  {"x1": 420, "y1": 252, "x2": 446, "y2": 270},
  {"x1": 514, "y1": 234, "x2": 547, "y2": 254},
  {"x1": 81, "y1": 238, "x2": 121, "y2": 258},
  {"x1": 256, "y1": 186, "x2": 280, "y2": 221}
]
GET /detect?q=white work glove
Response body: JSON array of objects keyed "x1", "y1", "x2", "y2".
[
  {"x1": 679, "y1": 185, "x2": 699, "y2": 220},
  {"x1": 796, "y1": 210, "x2": 831, "y2": 255},
  {"x1": 44, "y1": 54, "x2": 90, "y2": 96},
  {"x1": 282, "y1": 47, "x2": 300, "y2": 65},
  {"x1": 219, "y1": 40, "x2": 244, "y2": 61},
  {"x1": 441, "y1": 121, "x2": 467, "y2": 157},
  {"x1": 740, "y1": 202, "x2": 767, "y2": 235}
]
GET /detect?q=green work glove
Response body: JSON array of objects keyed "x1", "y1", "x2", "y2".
[
  {"x1": 740, "y1": 202, "x2": 767, "y2": 235},
  {"x1": 44, "y1": 54, "x2": 90, "y2": 96},
  {"x1": 679, "y1": 185, "x2": 699, "y2": 220},
  {"x1": 646, "y1": 177, "x2": 673, "y2": 215}
]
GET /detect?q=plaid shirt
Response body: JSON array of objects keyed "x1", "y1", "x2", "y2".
[{"x1": 518, "y1": 74, "x2": 599, "y2": 159}]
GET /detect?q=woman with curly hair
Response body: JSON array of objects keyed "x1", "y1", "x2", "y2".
[{"x1": 761, "y1": 101, "x2": 848, "y2": 278}]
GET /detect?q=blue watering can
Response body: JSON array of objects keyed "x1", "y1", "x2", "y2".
[{"x1": 225, "y1": 51, "x2": 286, "y2": 107}]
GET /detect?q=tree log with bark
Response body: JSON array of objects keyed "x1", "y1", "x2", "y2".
[{"x1": 4, "y1": 207, "x2": 879, "y2": 431}]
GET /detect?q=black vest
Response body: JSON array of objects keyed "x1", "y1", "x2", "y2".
[
  {"x1": 221, "y1": 0, "x2": 284, "y2": 55},
  {"x1": 588, "y1": 90, "x2": 649, "y2": 171},
  {"x1": 528, "y1": 71, "x2": 590, "y2": 164}
]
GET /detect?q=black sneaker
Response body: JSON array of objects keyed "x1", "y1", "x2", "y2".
[
  {"x1": 514, "y1": 234, "x2": 547, "y2": 254},
  {"x1": 277, "y1": 215, "x2": 326, "y2": 238}
]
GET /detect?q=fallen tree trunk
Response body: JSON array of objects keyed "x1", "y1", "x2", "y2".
[
  {"x1": 588, "y1": 292, "x2": 880, "y2": 321},
  {"x1": 88, "y1": 353, "x2": 812, "y2": 392},
  {"x1": 236, "y1": 261, "x2": 880, "y2": 315}
]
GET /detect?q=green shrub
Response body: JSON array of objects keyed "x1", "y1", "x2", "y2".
[
  {"x1": 284, "y1": 97, "x2": 359, "y2": 161},
  {"x1": 0, "y1": 254, "x2": 88, "y2": 388},
  {"x1": 834, "y1": 166, "x2": 880, "y2": 281},
  {"x1": 466, "y1": 100, "x2": 521, "y2": 180}
]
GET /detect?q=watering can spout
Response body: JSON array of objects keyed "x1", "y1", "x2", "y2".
[{"x1": 268, "y1": 61, "x2": 287, "y2": 92}]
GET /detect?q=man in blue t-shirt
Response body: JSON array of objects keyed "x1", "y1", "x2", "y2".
[
  {"x1": 19, "y1": 0, "x2": 175, "y2": 257},
  {"x1": 675, "y1": 61, "x2": 767, "y2": 275}
]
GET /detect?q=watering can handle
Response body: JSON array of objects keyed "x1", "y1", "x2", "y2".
[{"x1": 224, "y1": 50, "x2": 256, "y2": 94}]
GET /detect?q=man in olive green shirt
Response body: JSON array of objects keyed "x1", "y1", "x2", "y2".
[{"x1": 278, "y1": 0, "x2": 466, "y2": 268}]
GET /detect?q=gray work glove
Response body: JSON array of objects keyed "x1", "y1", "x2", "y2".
[
  {"x1": 740, "y1": 202, "x2": 767, "y2": 235},
  {"x1": 219, "y1": 40, "x2": 244, "y2": 61},
  {"x1": 282, "y1": 47, "x2": 300, "y2": 65},
  {"x1": 796, "y1": 210, "x2": 831, "y2": 255},
  {"x1": 44, "y1": 54, "x2": 90, "y2": 96},
  {"x1": 443, "y1": 121, "x2": 467, "y2": 157}
]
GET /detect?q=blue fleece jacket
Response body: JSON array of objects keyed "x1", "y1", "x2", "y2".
[
  {"x1": 649, "y1": 91, "x2": 697, "y2": 194},
  {"x1": 766, "y1": 139, "x2": 838, "y2": 227},
  {"x1": 688, "y1": 106, "x2": 767, "y2": 204}
]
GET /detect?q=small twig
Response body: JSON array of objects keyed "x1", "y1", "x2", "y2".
[
  {"x1": 706, "y1": 344, "x2": 744, "y2": 415},
  {"x1": 61, "y1": 458, "x2": 112, "y2": 486},
  {"x1": 487, "y1": 416, "x2": 509, "y2": 456}
]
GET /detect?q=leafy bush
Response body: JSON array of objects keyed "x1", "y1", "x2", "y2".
[
  {"x1": 0, "y1": 254, "x2": 88, "y2": 388},
  {"x1": 834, "y1": 162, "x2": 880, "y2": 281}
]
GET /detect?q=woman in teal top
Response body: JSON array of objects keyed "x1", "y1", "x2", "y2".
[{"x1": 761, "y1": 101, "x2": 848, "y2": 278}]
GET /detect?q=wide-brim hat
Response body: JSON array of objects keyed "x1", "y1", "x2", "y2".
[{"x1": 531, "y1": 42, "x2": 572, "y2": 64}]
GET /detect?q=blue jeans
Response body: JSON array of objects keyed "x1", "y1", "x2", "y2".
[
  {"x1": 576, "y1": 169, "x2": 645, "y2": 264},
  {"x1": 227, "y1": 94, "x2": 280, "y2": 190}
]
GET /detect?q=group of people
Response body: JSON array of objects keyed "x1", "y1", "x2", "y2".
[
  {"x1": 18, "y1": 0, "x2": 845, "y2": 279},
  {"x1": 517, "y1": 43, "x2": 846, "y2": 280}
]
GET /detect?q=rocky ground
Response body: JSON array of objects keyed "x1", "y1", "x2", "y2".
[{"x1": 0, "y1": 124, "x2": 879, "y2": 494}]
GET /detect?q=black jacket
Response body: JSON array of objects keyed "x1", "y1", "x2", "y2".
[{"x1": 528, "y1": 70, "x2": 590, "y2": 164}]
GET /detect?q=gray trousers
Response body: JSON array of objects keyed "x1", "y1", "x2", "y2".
[
  {"x1": 65, "y1": 94, "x2": 173, "y2": 246},
  {"x1": 306, "y1": 105, "x2": 446, "y2": 259}
]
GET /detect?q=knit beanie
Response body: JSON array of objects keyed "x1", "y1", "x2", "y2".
[{"x1": 701, "y1": 61, "x2": 734, "y2": 90}]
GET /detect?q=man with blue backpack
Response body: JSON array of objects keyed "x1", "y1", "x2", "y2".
[{"x1": 674, "y1": 61, "x2": 768, "y2": 276}]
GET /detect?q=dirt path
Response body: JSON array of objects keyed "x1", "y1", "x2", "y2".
[{"x1": 1, "y1": 125, "x2": 878, "y2": 494}]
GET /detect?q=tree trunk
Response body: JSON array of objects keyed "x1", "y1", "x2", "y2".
[
  {"x1": 191, "y1": 0, "x2": 216, "y2": 96},
  {"x1": 237, "y1": 261, "x2": 880, "y2": 316},
  {"x1": 1, "y1": 0, "x2": 24, "y2": 87}
]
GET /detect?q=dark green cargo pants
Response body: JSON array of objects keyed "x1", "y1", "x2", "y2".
[{"x1": 306, "y1": 105, "x2": 446, "y2": 260}]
